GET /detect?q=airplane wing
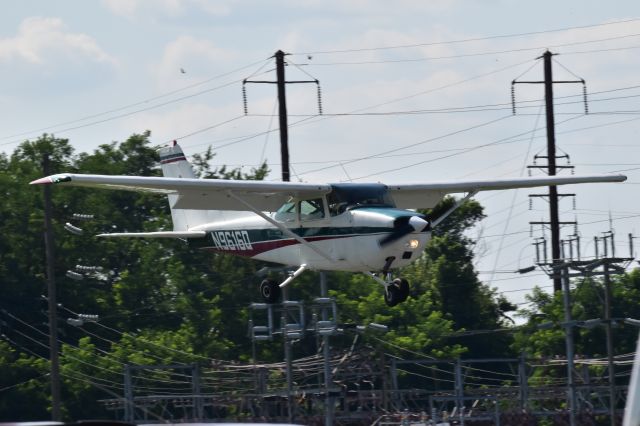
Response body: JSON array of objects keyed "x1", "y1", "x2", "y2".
[
  {"x1": 31, "y1": 173, "x2": 625, "y2": 211},
  {"x1": 388, "y1": 174, "x2": 627, "y2": 209},
  {"x1": 30, "y1": 173, "x2": 332, "y2": 212}
]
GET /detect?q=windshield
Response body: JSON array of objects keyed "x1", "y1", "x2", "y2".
[{"x1": 327, "y1": 184, "x2": 395, "y2": 216}]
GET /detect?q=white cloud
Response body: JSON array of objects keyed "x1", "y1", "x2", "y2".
[
  {"x1": 0, "y1": 16, "x2": 116, "y2": 67},
  {"x1": 102, "y1": 0, "x2": 231, "y2": 20}
]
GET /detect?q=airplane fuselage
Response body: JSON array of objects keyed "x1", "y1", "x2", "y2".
[{"x1": 189, "y1": 207, "x2": 431, "y2": 272}]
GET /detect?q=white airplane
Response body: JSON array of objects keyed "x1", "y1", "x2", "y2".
[{"x1": 31, "y1": 142, "x2": 626, "y2": 306}]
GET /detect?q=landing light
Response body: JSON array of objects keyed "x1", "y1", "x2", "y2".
[{"x1": 407, "y1": 239, "x2": 420, "y2": 249}]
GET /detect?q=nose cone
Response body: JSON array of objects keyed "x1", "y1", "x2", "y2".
[{"x1": 408, "y1": 215, "x2": 429, "y2": 232}]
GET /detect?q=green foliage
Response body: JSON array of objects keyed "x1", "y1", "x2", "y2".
[
  {"x1": 514, "y1": 269, "x2": 640, "y2": 358},
  {"x1": 0, "y1": 340, "x2": 49, "y2": 421},
  {"x1": 419, "y1": 197, "x2": 517, "y2": 357}
]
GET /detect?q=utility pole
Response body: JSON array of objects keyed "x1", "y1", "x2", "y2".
[
  {"x1": 603, "y1": 260, "x2": 617, "y2": 426},
  {"x1": 243, "y1": 50, "x2": 322, "y2": 182},
  {"x1": 599, "y1": 231, "x2": 622, "y2": 426},
  {"x1": 275, "y1": 50, "x2": 290, "y2": 182},
  {"x1": 319, "y1": 272, "x2": 334, "y2": 426},
  {"x1": 42, "y1": 153, "x2": 62, "y2": 421},
  {"x1": 543, "y1": 51, "x2": 562, "y2": 293},
  {"x1": 513, "y1": 50, "x2": 586, "y2": 292},
  {"x1": 559, "y1": 264, "x2": 577, "y2": 426},
  {"x1": 534, "y1": 234, "x2": 634, "y2": 426}
]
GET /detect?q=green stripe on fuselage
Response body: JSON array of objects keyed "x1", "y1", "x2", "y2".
[{"x1": 188, "y1": 208, "x2": 424, "y2": 249}]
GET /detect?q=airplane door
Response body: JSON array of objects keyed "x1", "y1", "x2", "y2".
[{"x1": 297, "y1": 197, "x2": 333, "y2": 266}]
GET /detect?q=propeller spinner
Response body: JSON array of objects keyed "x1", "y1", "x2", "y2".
[{"x1": 379, "y1": 215, "x2": 429, "y2": 247}]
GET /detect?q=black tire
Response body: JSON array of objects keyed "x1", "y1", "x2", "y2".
[
  {"x1": 260, "y1": 279, "x2": 280, "y2": 303},
  {"x1": 384, "y1": 285, "x2": 401, "y2": 307},
  {"x1": 394, "y1": 278, "x2": 410, "y2": 302}
]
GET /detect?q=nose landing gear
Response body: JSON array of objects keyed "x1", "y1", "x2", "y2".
[
  {"x1": 366, "y1": 269, "x2": 411, "y2": 307},
  {"x1": 383, "y1": 278, "x2": 410, "y2": 307}
]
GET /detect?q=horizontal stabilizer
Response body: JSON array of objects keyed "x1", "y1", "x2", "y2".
[{"x1": 97, "y1": 231, "x2": 206, "y2": 239}]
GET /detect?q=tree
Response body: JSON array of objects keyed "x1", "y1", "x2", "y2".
[
  {"x1": 514, "y1": 269, "x2": 640, "y2": 358},
  {"x1": 420, "y1": 196, "x2": 517, "y2": 358}
]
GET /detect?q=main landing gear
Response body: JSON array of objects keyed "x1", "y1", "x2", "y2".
[
  {"x1": 259, "y1": 279, "x2": 280, "y2": 304},
  {"x1": 258, "y1": 264, "x2": 307, "y2": 304}
]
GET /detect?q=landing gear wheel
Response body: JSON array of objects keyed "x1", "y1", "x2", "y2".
[
  {"x1": 394, "y1": 278, "x2": 410, "y2": 303},
  {"x1": 259, "y1": 279, "x2": 280, "y2": 304},
  {"x1": 384, "y1": 285, "x2": 402, "y2": 307}
]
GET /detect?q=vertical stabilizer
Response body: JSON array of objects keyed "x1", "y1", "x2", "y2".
[{"x1": 159, "y1": 142, "x2": 208, "y2": 231}]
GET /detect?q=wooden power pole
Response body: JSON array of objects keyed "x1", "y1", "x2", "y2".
[
  {"x1": 42, "y1": 153, "x2": 62, "y2": 420},
  {"x1": 243, "y1": 50, "x2": 321, "y2": 182}
]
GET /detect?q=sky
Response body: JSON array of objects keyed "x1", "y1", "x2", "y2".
[{"x1": 2, "y1": 0, "x2": 640, "y2": 311}]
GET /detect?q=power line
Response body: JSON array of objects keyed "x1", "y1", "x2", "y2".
[
  {"x1": 0, "y1": 58, "x2": 270, "y2": 145},
  {"x1": 297, "y1": 114, "x2": 514, "y2": 179},
  {"x1": 0, "y1": 373, "x2": 50, "y2": 393},
  {"x1": 304, "y1": 33, "x2": 640, "y2": 66},
  {"x1": 292, "y1": 17, "x2": 640, "y2": 55}
]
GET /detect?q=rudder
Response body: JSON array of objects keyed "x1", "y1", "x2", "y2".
[{"x1": 159, "y1": 141, "x2": 209, "y2": 231}]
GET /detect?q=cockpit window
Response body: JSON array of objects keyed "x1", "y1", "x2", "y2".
[{"x1": 327, "y1": 184, "x2": 395, "y2": 216}]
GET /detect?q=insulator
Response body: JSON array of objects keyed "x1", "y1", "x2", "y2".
[
  {"x1": 72, "y1": 213, "x2": 94, "y2": 221},
  {"x1": 511, "y1": 84, "x2": 516, "y2": 115},
  {"x1": 242, "y1": 84, "x2": 248, "y2": 115},
  {"x1": 316, "y1": 83, "x2": 323, "y2": 115},
  {"x1": 75, "y1": 265, "x2": 103, "y2": 273},
  {"x1": 66, "y1": 271, "x2": 84, "y2": 281},
  {"x1": 64, "y1": 222, "x2": 83, "y2": 235},
  {"x1": 529, "y1": 198, "x2": 533, "y2": 210},
  {"x1": 582, "y1": 84, "x2": 589, "y2": 115},
  {"x1": 78, "y1": 314, "x2": 99, "y2": 321},
  {"x1": 572, "y1": 197, "x2": 576, "y2": 210}
]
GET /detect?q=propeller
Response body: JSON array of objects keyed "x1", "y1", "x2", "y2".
[{"x1": 379, "y1": 215, "x2": 429, "y2": 247}]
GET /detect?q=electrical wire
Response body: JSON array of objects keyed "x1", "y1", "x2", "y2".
[
  {"x1": 0, "y1": 373, "x2": 50, "y2": 393},
  {"x1": 297, "y1": 114, "x2": 513, "y2": 179},
  {"x1": 487, "y1": 105, "x2": 543, "y2": 285},
  {"x1": 0, "y1": 57, "x2": 270, "y2": 144},
  {"x1": 177, "y1": 80, "x2": 640, "y2": 161},
  {"x1": 292, "y1": 17, "x2": 640, "y2": 55},
  {"x1": 3, "y1": 310, "x2": 199, "y2": 388},
  {"x1": 304, "y1": 33, "x2": 640, "y2": 66}
]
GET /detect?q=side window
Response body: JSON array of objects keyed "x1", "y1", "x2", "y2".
[
  {"x1": 274, "y1": 201, "x2": 296, "y2": 222},
  {"x1": 299, "y1": 198, "x2": 326, "y2": 221}
]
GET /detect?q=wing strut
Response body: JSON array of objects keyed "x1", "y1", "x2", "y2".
[
  {"x1": 431, "y1": 190, "x2": 478, "y2": 228},
  {"x1": 226, "y1": 190, "x2": 334, "y2": 262}
]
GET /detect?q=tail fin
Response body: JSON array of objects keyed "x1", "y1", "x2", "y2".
[{"x1": 159, "y1": 142, "x2": 209, "y2": 231}]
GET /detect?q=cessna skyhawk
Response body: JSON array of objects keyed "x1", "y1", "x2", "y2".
[{"x1": 31, "y1": 142, "x2": 626, "y2": 306}]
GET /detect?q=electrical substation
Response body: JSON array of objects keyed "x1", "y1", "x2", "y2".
[{"x1": 19, "y1": 47, "x2": 639, "y2": 426}]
